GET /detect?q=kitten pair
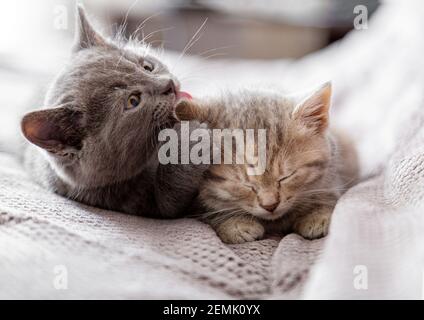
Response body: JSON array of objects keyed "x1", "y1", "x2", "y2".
[
  {"x1": 176, "y1": 85, "x2": 358, "y2": 243},
  {"x1": 21, "y1": 6, "x2": 358, "y2": 243},
  {"x1": 21, "y1": 6, "x2": 208, "y2": 218}
]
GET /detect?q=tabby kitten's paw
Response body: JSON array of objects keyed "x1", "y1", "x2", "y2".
[
  {"x1": 215, "y1": 216, "x2": 265, "y2": 244},
  {"x1": 293, "y1": 208, "x2": 332, "y2": 240}
]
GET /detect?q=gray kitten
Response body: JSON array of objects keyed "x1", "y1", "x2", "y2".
[{"x1": 20, "y1": 6, "x2": 208, "y2": 218}]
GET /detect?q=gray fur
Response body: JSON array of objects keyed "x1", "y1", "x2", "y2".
[{"x1": 21, "y1": 6, "x2": 208, "y2": 218}]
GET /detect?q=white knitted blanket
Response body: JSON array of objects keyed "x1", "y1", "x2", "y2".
[{"x1": 1, "y1": 2, "x2": 423, "y2": 299}]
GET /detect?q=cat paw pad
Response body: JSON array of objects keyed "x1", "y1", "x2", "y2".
[
  {"x1": 217, "y1": 220, "x2": 265, "y2": 244},
  {"x1": 293, "y1": 210, "x2": 332, "y2": 240}
]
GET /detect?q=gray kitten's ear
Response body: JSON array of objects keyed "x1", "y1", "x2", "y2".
[
  {"x1": 292, "y1": 82, "x2": 332, "y2": 133},
  {"x1": 21, "y1": 107, "x2": 84, "y2": 154},
  {"x1": 73, "y1": 5, "x2": 107, "y2": 52}
]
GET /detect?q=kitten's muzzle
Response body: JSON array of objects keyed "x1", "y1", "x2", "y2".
[
  {"x1": 258, "y1": 190, "x2": 280, "y2": 213},
  {"x1": 159, "y1": 80, "x2": 176, "y2": 96},
  {"x1": 260, "y1": 202, "x2": 280, "y2": 213}
]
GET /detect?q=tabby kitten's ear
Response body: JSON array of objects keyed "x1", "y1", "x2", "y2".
[
  {"x1": 175, "y1": 99, "x2": 207, "y2": 122},
  {"x1": 292, "y1": 82, "x2": 332, "y2": 133},
  {"x1": 21, "y1": 107, "x2": 84, "y2": 154},
  {"x1": 73, "y1": 5, "x2": 108, "y2": 52}
]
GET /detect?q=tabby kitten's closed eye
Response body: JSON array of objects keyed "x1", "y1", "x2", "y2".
[{"x1": 176, "y1": 83, "x2": 358, "y2": 244}]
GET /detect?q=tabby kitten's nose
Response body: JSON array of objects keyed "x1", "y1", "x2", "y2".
[
  {"x1": 260, "y1": 201, "x2": 279, "y2": 213},
  {"x1": 160, "y1": 80, "x2": 176, "y2": 96}
]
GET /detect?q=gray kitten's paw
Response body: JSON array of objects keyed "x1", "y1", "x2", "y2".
[
  {"x1": 293, "y1": 207, "x2": 332, "y2": 239},
  {"x1": 216, "y1": 217, "x2": 265, "y2": 244}
]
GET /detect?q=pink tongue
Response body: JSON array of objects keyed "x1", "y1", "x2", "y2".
[{"x1": 177, "y1": 91, "x2": 192, "y2": 100}]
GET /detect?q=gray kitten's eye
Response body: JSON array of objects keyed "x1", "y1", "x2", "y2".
[
  {"x1": 126, "y1": 94, "x2": 141, "y2": 110},
  {"x1": 143, "y1": 60, "x2": 153, "y2": 72}
]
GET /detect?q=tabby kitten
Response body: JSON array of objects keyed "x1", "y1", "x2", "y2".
[
  {"x1": 20, "y1": 6, "x2": 208, "y2": 218},
  {"x1": 176, "y1": 83, "x2": 358, "y2": 243}
]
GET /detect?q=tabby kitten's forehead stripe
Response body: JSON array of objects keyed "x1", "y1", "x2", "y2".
[{"x1": 179, "y1": 83, "x2": 358, "y2": 244}]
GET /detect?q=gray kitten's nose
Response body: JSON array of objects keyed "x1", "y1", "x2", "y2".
[{"x1": 160, "y1": 80, "x2": 176, "y2": 96}]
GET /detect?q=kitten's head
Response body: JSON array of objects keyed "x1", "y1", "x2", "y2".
[
  {"x1": 182, "y1": 83, "x2": 333, "y2": 221},
  {"x1": 21, "y1": 6, "x2": 182, "y2": 188}
]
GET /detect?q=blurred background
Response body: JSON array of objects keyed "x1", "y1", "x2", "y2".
[{"x1": 0, "y1": 0, "x2": 380, "y2": 68}]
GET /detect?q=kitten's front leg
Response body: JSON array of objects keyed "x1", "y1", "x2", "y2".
[
  {"x1": 154, "y1": 121, "x2": 210, "y2": 218},
  {"x1": 292, "y1": 206, "x2": 333, "y2": 239},
  {"x1": 155, "y1": 163, "x2": 208, "y2": 218},
  {"x1": 213, "y1": 215, "x2": 265, "y2": 244}
]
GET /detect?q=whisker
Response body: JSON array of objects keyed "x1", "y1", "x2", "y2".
[
  {"x1": 131, "y1": 11, "x2": 163, "y2": 40},
  {"x1": 142, "y1": 27, "x2": 175, "y2": 43},
  {"x1": 178, "y1": 18, "x2": 208, "y2": 61},
  {"x1": 197, "y1": 45, "x2": 234, "y2": 58},
  {"x1": 119, "y1": 0, "x2": 140, "y2": 40},
  {"x1": 197, "y1": 207, "x2": 239, "y2": 219}
]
